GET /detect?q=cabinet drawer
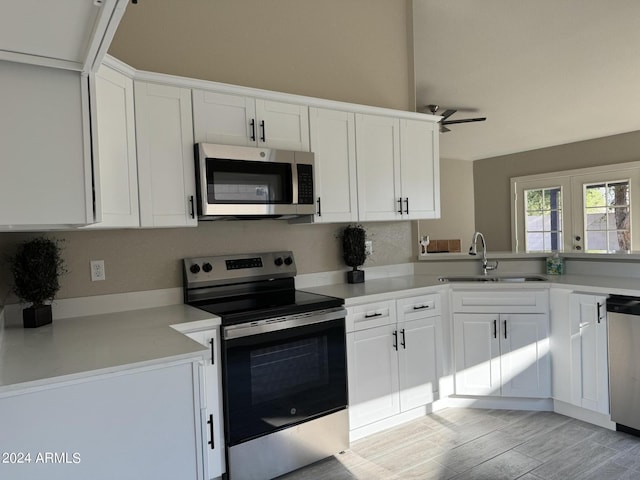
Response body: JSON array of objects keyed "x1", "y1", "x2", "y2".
[
  {"x1": 452, "y1": 290, "x2": 548, "y2": 313},
  {"x1": 396, "y1": 294, "x2": 440, "y2": 320},
  {"x1": 346, "y1": 300, "x2": 396, "y2": 332}
]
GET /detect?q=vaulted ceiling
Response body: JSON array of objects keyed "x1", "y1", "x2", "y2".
[{"x1": 413, "y1": 0, "x2": 640, "y2": 161}]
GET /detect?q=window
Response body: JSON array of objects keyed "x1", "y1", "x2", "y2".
[
  {"x1": 583, "y1": 180, "x2": 630, "y2": 253},
  {"x1": 524, "y1": 187, "x2": 563, "y2": 252},
  {"x1": 511, "y1": 162, "x2": 640, "y2": 253}
]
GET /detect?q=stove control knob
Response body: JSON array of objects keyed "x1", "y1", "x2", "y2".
[
  {"x1": 202, "y1": 262, "x2": 213, "y2": 273},
  {"x1": 284, "y1": 256, "x2": 293, "y2": 266},
  {"x1": 274, "y1": 257, "x2": 284, "y2": 266},
  {"x1": 190, "y1": 263, "x2": 201, "y2": 274}
]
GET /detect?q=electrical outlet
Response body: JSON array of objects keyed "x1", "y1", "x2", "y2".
[
  {"x1": 91, "y1": 260, "x2": 106, "y2": 281},
  {"x1": 365, "y1": 240, "x2": 373, "y2": 256}
]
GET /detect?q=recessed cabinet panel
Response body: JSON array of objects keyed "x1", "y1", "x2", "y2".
[
  {"x1": 455, "y1": 314, "x2": 501, "y2": 396},
  {"x1": 193, "y1": 90, "x2": 256, "y2": 146}
]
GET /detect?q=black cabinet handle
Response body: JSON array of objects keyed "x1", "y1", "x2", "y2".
[
  {"x1": 250, "y1": 119, "x2": 256, "y2": 141},
  {"x1": 189, "y1": 195, "x2": 195, "y2": 219},
  {"x1": 493, "y1": 319, "x2": 497, "y2": 339},
  {"x1": 393, "y1": 330, "x2": 398, "y2": 350},
  {"x1": 365, "y1": 312, "x2": 382, "y2": 318},
  {"x1": 317, "y1": 197, "x2": 322, "y2": 216},
  {"x1": 504, "y1": 320, "x2": 508, "y2": 339},
  {"x1": 207, "y1": 414, "x2": 214, "y2": 449},
  {"x1": 398, "y1": 198, "x2": 403, "y2": 214},
  {"x1": 400, "y1": 328, "x2": 406, "y2": 349},
  {"x1": 209, "y1": 338, "x2": 215, "y2": 365},
  {"x1": 597, "y1": 302, "x2": 602, "y2": 323},
  {"x1": 413, "y1": 305, "x2": 430, "y2": 311},
  {"x1": 404, "y1": 197, "x2": 409, "y2": 214},
  {"x1": 260, "y1": 120, "x2": 266, "y2": 142}
]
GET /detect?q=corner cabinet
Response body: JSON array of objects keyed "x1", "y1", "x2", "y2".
[
  {"x1": 135, "y1": 81, "x2": 197, "y2": 227},
  {"x1": 0, "y1": 61, "x2": 94, "y2": 228},
  {"x1": 192, "y1": 89, "x2": 310, "y2": 151},
  {"x1": 355, "y1": 114, "x2": 440, "y2": 221},
  {"x1": 88, "y1": 64, "x2": 140, "y2": 228},
  {"x1": 346, "y1": 293, "x2": 443, "y2": 439},
  {"x1": 570, "y1": 293, "x2": 609, "y2": 414},
  {"x1": 308, "y1": 107, "x2": 358, "y2": 223},
  {"x1": 452, "y1": 289, "x2": 550, "y2": 398}
]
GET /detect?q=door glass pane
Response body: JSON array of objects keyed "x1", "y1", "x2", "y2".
[
  {"x1": 524, "y1": 187, "x2": 562, "y2": 252},
  {"x1": 584, "y1": 181, "x2": 630, "y2": 252}
]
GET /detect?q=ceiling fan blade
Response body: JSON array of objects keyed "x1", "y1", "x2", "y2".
[
  {"x1": 441, "y1": 109, "x2": 457, "y2": 120},
  {"x1": 442, "y1": 117, "x2": 487, "y2": 126}
]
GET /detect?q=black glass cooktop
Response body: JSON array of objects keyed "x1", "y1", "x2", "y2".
[{"x1": 189, "y1": 279, "x2": 343, "y2": 326}]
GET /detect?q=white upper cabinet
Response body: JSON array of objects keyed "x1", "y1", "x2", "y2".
[
  {"x1": 0, "y1": 60, "x2": 94, "y2": 229},
  {"x1": 88, "y1": 64, "x2": 139, "y2": 228},
  {"x1": 309, "y1": 107, "x2": 358, "y2": 223},
  {"x1": 192, "y1": 90, "x2": 310, "y2": 151},
  {"x1": 0, "y1": 0, "x2": 129, "y2": 73},
  {"x1": 355, "y1": 114, "x2": 402, "y2": 221},
  {"x1": 355, "y1": 114, "x2": 440, "y2": 221},
  {"x1": 399, "y1": 119, "x2": 440, "y2": 219},
  {"x1": 135, "y1": 81, "x2": 197, "y2": 228}
]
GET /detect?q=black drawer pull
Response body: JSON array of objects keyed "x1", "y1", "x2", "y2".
[
  {"x1": 209, "y1": 338, "x2": 215, "y2": 365},
  {"x1": 365, "y1": 312, "x2": 382, "y2": 318},
  {"x1": 250, "y1": 118, "x2": 256, "y2": 141},
  {"x1": 413, "y1": 304, "x2": 431, "y2": 311},
  {"x1": 207, "y1": 414, "x2": 214, "y2": 449},
  {"x1": 392, "y1": 330, "x2": 398, "y2": 350},
  {"x1": 493, "y1": 319, "x2": 497, "y2": 339},
  {"x1": 400, "y1": 328, "x2": 406, "y2": 349}
]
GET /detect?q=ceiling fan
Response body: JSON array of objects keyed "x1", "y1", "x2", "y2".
[{"x1": 426, "y1": 104, "x2": 486, "y2": 133}]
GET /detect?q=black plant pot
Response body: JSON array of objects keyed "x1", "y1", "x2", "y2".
[
  {"x1": 23, "y1": 304, "x2": 52, "y2": 328},
  {"x1": 347, "y1": 269, "x2": 365, "y2": 284}
]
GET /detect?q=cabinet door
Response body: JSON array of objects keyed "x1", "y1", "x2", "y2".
[
  {"x1": 570, "y1": 294, "x2": 609, "y2": 413},
  {"x1": 89, "y1": 65, "x2": 139, "y2": 228},
  {"x1": 0, "y1": 61, "x2": 93, "y2": 227},
  {"x1": 453, "y1": 313, "x2": 501, "y2": 395},
  {"x1": 398, "y1": 316, "x2": 443, "y2": 411},
  {"x1": 355, "y1": 113, "x2": 402, "y2": 221},
  {"x1": 183, "y1": 329, "x2": 225, "y2": 478},
  {"x1": 347, "y1": 325, "x2": 400, "y2": 429},
  {"x1": 399, "y1": 119, "x2": 440, "y2": 219},
  {"x1": 135, "y1": 81, "x2": 197, "y2": 227},
  {"x1": 309, "y1": 107, "x2": 358, "y2": 223},
  {"x1": 500, "y1": 313, "x2": 550, "y2": 398},
  {"x1": 255, "y1": 99, "x2": 310, "y2": 151},
  {"x1": 0, "y1": 362, "x2": 203, "y2": 480},
  {"x1": 192, "y1": 90, "x2": 256, "y2": 146}
]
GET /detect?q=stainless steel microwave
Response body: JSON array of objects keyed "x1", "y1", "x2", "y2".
[{"x1": 194, "y1": 143, "x2": 315, "y2": 219}]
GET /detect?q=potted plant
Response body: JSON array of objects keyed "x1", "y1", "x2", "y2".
[
  {"x1": 341, "y1": 224, "x2": 367, "y2": 283},
  {"x1": 8, "y1": 236, "x2": 67, "y2": 328}
]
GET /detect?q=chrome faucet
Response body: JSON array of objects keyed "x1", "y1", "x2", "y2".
[{"x1": 469, "y1": 232, "x2": 498, "y2": 275}]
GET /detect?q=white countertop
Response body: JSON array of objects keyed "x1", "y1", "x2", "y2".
[{"x1": 0, "y1": 304, "x2": 220, "y2": 395}]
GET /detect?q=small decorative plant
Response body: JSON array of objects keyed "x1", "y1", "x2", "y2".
[
  {"x1": 8, "y1": 236, "x2": 67, "y2": 328},
  {"x1": 341, "y1": 224, "x2": 367, "y2": 283}
]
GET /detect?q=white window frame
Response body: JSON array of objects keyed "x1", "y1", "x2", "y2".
[{"x1": 511, "y1": 161, "x2": 640, "y2": 253}]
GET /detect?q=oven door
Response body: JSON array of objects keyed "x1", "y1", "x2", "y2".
[{"x1": 222, "y1": 308, "x2": 347, "y2": 447}]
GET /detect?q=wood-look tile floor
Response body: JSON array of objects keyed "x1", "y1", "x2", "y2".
[{"x1": 277, "y1": 408, "x2": 640, "y2": 480}]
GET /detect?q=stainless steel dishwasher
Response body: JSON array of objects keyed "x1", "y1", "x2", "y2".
[{"x1": 607, "y1": 295, "x2": 640, "y2": 435}]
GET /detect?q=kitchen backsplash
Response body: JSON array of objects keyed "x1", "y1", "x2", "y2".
[{"x1": 0, "y1": 220, "x2": 415, "y2": 304}]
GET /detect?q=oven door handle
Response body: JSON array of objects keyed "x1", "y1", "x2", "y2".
[{"x1": 223, "y1": 307, "x2": 346, "y2": 340}]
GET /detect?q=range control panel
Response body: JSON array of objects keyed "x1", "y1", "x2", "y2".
[{"x1": 184, "y1": 251, "x2": 296, "y2": 288}]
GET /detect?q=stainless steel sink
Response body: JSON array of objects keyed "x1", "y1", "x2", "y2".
[{"x1": 438, "y1": 275, "x2": 548, "y2": 283}]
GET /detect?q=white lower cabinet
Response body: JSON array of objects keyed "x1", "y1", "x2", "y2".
[
  {"x1": 570, "y1": 293, "x2": 609, "y2": 414},
  {"x1": 452, "y1": 290, "x2": 550, "y2": 398},
  {"x1": 181, "y1": 328, "x2": 225, "y2": 479},
  {"x1": 0, "y1": 361, "x2": 205, "y2": 480},
  {"x1": 347, "y1": 294, "x2": 443, "y2": 433}
]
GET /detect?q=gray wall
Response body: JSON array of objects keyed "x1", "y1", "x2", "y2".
[{"x1": 473, "y1": 130, "x2": 640, "y2": 251}]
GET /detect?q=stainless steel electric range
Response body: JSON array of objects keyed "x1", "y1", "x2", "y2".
[{"x1": 184, "y1": 251, "x2": 349, "y2": 480}]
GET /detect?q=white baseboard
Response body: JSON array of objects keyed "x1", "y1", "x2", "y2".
[
  {"x1": 553, "y1": 399, "x2": 616, "y2": 430},
  {"x1": 444, "y1": 395, "x2": 554, "y2": 411}
]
